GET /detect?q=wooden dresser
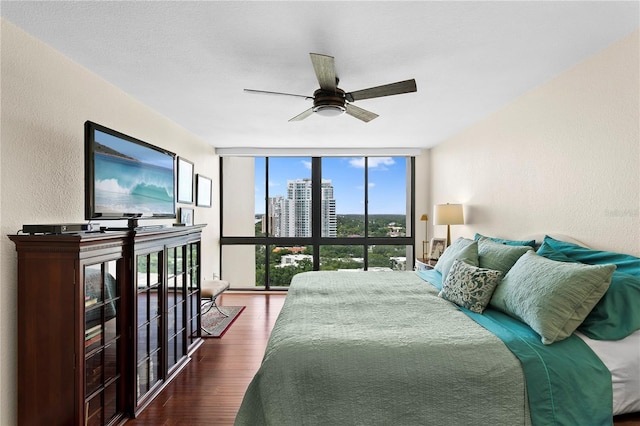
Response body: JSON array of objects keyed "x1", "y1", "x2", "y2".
[{"x1": 10, "y1": 225, "x2": 205, "y2": 426}]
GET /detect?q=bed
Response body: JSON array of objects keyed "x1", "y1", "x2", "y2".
[{"x1": 235, "y1": 235, "x2": 640, "y2": 426}]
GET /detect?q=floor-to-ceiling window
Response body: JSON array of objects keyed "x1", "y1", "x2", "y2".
[{"x1": 220, "y1": 156, "x2": 415, "y2": 289}]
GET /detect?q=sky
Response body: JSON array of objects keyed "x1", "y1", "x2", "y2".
[
  {"x1": 94, "y1": 129, "x2": 174, "y2": 169},
  {"x1": 255, "y1": 157, "x2": 407, "y2": 214}
]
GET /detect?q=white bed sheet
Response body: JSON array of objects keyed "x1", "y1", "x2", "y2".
[{"x1": 576, "y1": 330, "x2": 640, "y2": 415}]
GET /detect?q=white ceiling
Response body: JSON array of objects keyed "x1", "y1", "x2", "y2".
[{"x1": 2, "y1": 1, "x2": 638, "y2": 150}]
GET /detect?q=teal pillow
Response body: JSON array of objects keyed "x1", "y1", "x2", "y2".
[
  {"x1": 538, "y1": 241, "x2": 640, "y2": 340},
  {"x1": 439, "y1": 259, "x2": 502, "y2": 313},
  {"x1": 434, "y1": 238, "x2": 478, "y2": 280},
  {"x1": 543, "y1": 235, "x2": 640, "y2": 277},
  {"x1": 474, "y1": 233, "x2": 536, "y2": 248},
  {"x1": 477, "y1": 238, "x2": 532, "y2": 275},
  {"x1": 578, "y1": 271, "x2": 640, "y2": 340},
  {"x1": 536, "y1": 241, "x2": 575, "y2": 263},
  {"x1": 491, "y1": 251, "x2": 615, "y2": 345}
]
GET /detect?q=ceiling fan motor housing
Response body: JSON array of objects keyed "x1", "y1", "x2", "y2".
[{"x1": 313, "y1": 88, "x2": 346, "y2": 116}]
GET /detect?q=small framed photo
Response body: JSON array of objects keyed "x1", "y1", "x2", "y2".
[
  {"x1": 180, "y1": 207, "x2": 194, "y2": 226},
  {"x1": 196, "y1": 174, "x2": 212, "y2": 207},
  {"x1": 177, "y1": 157, "x2": 194, "y2": 204},
  {"x1": 429, "y1": 238, "x2": 447, "y2": 260}
]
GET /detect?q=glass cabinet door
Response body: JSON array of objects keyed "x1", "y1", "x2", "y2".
[
  {"x1": 166, "y1": 245, "x2": 186, "y2": 371},
  {"x1": 136, "y1": 251, "x2": 162, "y2": 402},
  {"x1": 186, "y1": 241, "x2": 201, "y2": 347},
  {"x1": 84, "y1": 260, "x2": 122, "y2": 426}
]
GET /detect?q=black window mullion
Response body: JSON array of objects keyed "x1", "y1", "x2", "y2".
[
  {"x1": 218, "y1": 156, "x2": 224, "y2": 276},
  {"x1": 363, "y1": 157, "x2": 369, "y2": 270},
  {"x1": 264, "y1": 157, "x2": 270, "y2": 289},
  {"x1": 312, "y1": 157, "x2": 322, "y2": 271},
  {"x1": 410, "y1": 157, "x2": 416, "y2": 270}
]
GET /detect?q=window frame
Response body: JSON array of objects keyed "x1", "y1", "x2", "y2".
[{"x1": 220, "y1": 156, "x2": 416, "y2": 289}]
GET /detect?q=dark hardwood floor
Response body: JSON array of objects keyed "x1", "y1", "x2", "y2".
[
  {"x1": 127, "y1": 292, "x2": 640, "y2": 426},
  {"x1": 126, "y1": 292, "x2": 286, "y2": 425}
]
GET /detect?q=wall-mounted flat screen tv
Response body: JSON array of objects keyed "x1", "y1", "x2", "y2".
[{"x1": 85, "y1": 121, "x2": 176, "y2": 221}]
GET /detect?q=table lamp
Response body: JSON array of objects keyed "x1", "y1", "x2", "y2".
[{"x1": 434, "y1": 203, "x2": 464, "y2": 247}]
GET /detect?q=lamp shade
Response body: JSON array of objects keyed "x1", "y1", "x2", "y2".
[{"x1": 433, "y1": 204, "x2": 464, "y2": 225}]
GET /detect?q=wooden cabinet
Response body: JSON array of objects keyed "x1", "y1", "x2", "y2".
[{"x1": 10, "y1": 225, "x2": 205, "y2": 425}]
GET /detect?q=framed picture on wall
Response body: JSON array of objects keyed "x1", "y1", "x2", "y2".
[
  {"x1": 180, "y1": 207, "x2": 194, "y2": 226},
  {"x1": 177, "y1": 157, "x2": 194, "y2": 204},
  {"x1": 429, "y1": 238, "x2": 447, "y2": 260},
  {"x1": 196, "y1": 174, "x2": 212, "y2": 207}
]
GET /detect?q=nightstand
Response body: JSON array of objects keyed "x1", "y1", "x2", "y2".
[{"x1": 415, "y1": 257, "x2": 436, "y2": 271}]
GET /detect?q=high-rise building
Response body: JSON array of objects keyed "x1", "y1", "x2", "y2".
[
  {"x1": 267, "y1": 178, "x2": 336, "y2": 237},
  {"x1": 320, "y1": 180, "x2": 337, "y2": 237},
  {"x1": 288, "y1": 179, "x2": 312, "y2": 237}
]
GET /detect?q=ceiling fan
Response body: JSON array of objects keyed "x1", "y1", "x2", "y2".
[{"x1": 244, "y1": 53, "x2": 417, "y2": 122}]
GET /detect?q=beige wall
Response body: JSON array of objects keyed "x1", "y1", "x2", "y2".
[
  {"x1": 414, "y1": 150, "x2": 431, "y2": 256},
  {"x1": 221, "y1": 156, "x2": 257, "y2": 288},
  {"x1": 430, "y1": 31, "x2": 639, "y2": 256},
  {"x1": 0, "y1": 20, "x2": 219, "y2": 424}
]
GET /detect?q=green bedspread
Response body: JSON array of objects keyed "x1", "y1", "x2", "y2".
[{"x1": 235, "y1": 271, "x2": 531, "y2": 425}]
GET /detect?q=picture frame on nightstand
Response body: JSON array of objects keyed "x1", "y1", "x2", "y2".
[{"x1": 430, "y1": 238, "x2": 446, "y2": 260}]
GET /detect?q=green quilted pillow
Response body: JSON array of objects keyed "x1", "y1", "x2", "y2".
[
  {"x1": 439, "y1": 259, "x2": 502, "y2": 313},
  {"x1": 491, "y1": 251, "x2": 615, "y2": 345},
  {"x1": 477, "y1": 238, "x2": 532, "y2": 275},
  {"x1": 537, "y1": 241, "x2": 640, "y2": 340},
  {"x1": 474, "y1": 233, "x2": 536, "y2": 248},
  {"x1": 434, "y1": 238, "x2": 478, "y2": 280}
]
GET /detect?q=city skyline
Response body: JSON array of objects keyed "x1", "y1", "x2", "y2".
[
  {"x1": 255, "y1": 157, "x2": 407, "y2": 215},
  {"x1": 266, "y1": 178, "x2": 336, "y2": 238}
]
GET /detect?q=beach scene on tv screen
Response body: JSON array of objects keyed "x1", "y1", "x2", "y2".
[{"x1": 94, "y1": 130, "x2": 174, "y2": 216}]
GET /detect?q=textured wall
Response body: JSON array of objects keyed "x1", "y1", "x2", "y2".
[
  {"x1": 0, "y1": 20, "x2": 218, "y2": 424},
  {"x1": 430, "y1": 31, "x2": 639, "y2": 256},
  {"x1": 220, "y1": 156, "x2": 257, "y2": 288}
]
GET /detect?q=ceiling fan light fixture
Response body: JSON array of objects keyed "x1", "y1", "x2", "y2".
[
  {"x1": 247, "y1": 53, "x2": 416, "y2": 122},
  {"x1": 313, "y1": 104, "x2": 346, "y2": 117}
]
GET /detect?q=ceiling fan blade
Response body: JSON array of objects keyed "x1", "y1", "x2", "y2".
[
  {"x1": 244, "y1": 89, "x2": 311, "y2": 99},
  {"x1": 345, "y1": 104, "x2": 379, "y2": 122},
  {"x1": 345, "y1": 79, "x2": 417, "y2": 102},
  {"x1": 310, "y1": 53, "x2": 337, "y2": 92},
  {"x1": 288, "y1": 108, "x2": 314, "y2": 122}
]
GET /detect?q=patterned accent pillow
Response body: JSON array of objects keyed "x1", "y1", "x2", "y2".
[{"x1": 439, "y1": 259, "x2": 503, "y2": 313}]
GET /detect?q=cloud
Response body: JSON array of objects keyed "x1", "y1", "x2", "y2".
[
  {"x1": 349, "y1": 158, "x2": 366, "y2": 168},
  {"x1": 368, "y1": 157, "x2": 395, "y2": 169},
  {"x1": 355, "y1": 182, "x2": 376, "y2": 190},
  {"x1": 349, "y1": 157, "x2": 395, "y2": 169},
  {"x1": 301, "y1": 160, "x2": 312, "y2": 170}
]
